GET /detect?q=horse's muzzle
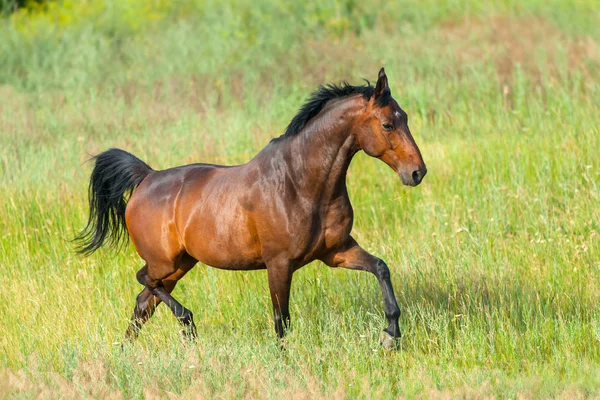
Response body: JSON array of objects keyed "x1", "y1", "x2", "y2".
[{"x1": 400, "y1": 165, "x2": 427, "y2": 186}]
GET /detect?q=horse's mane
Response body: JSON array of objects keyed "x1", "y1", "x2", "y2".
[{"x1": 276, "y1": 81, "x2": 390, "y2": 141}]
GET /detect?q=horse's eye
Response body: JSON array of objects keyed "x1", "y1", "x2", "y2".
[{"x1": 382, "y1": 123, "x2": 394, "y2": 131}]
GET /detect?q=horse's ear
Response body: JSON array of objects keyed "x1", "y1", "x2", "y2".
[{"x1": 373, "y1": 67, "x2": 390, "y2": 101}]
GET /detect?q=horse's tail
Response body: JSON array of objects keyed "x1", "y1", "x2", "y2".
[{"x1": 75, "y1": 148, "x2": 152, "y2": 255}]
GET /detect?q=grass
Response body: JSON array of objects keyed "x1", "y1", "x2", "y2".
[{"x1": 1, "y1": 0, "x2": 599, "y2": 398}]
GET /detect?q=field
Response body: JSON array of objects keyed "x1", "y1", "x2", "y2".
[{"x1": 1, "y1": 0, "x2": 599, "y2": 398}]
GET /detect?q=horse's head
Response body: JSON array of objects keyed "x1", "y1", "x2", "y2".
[{"x1": 355, "y1": 68, "x2": 427, "y2": 186}]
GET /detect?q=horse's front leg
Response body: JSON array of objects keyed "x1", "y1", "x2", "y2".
[
  {"x1": 265, "y1": 257, "x2": 294, "y2": 340},
  {"x1": 322, "y1": 236, "x2": 401, "y2": 350}
]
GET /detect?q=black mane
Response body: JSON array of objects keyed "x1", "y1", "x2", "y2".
[{"x1": 279, "y1": 82, "x2": 382, "y2": 140}]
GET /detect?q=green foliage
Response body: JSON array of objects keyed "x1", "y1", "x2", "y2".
[
  {"x1": 0, "y1": 0, "x2": 44, "y2": 16},
  {"x1": 0, "y1": 0, "x2": 599, "y2": 398}
]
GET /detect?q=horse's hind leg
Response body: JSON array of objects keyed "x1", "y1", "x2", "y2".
[
  {"x1": 139, "y1": 258, "x2": 198, "y2": 341},
  {"x1": 124, "y1": 282, "x2": 156, "y2": 341},
  {"x1": 124, "y1": 255, "x2": 197, "y2": 341}
]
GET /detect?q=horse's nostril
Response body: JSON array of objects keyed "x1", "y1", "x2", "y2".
[
  {"x1": 412, "y1": 170, "x2": 421, "y2": 184},
  {"x1": 411, "y1": 167, "x2": 427, "y2": 185}
]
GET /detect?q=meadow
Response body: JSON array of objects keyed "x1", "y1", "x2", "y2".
[{"x1": 1, "y1": 0, "x2": 599, "y2": 398}]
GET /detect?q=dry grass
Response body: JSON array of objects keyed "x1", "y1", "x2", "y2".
[{"x1": 437, "y1": 16, "x2": 598, "y2": 81}]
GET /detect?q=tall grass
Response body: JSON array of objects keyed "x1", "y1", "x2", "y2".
[{"x1": 1, "y1": 0, "x2": 599, "y2": 398}]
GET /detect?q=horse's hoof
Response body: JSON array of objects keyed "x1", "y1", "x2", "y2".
[{"x1": 379, "y1": 331, "x2": 398, "y2": 351}]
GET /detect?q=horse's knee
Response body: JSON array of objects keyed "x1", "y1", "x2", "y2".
[{"x1": 374, "y1": 259, "x2": 391, "y2": 281}]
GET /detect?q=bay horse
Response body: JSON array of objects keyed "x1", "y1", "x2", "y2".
[{"x1": 76, "y1": 68, "x2": 426, "y2": 350}]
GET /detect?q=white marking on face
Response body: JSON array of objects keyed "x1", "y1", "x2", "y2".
[{"x1": 394, "y1": 111, "x2": 401, "y2": 118}]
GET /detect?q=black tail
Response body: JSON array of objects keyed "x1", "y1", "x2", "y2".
[{"x1": 75, "y1": 148, "x2": 152, "y2": 255}]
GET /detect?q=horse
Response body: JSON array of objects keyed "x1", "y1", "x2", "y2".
[{"x1": 75, "y1": 68, "x2": 426, "y2": 350}]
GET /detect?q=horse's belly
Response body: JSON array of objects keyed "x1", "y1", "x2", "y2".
[
  {"x1": 182, "y1": 207, "x2": 264, "y2": 270},
  {"x1": 187, "y1": 241, "x2": 264, "y2": 270}
]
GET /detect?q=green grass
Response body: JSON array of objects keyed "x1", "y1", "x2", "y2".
[{"x1": 1, "y1": 0, "x2": 600, "y2": 398}]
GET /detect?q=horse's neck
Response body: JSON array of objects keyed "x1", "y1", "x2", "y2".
[{"x1": 274, "y1": 98, "x2": 362, "y2": 201}]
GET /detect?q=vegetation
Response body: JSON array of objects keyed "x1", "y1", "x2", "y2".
[{"x1": 1, "y1": 0, "x2": 599, "y2": 398}]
